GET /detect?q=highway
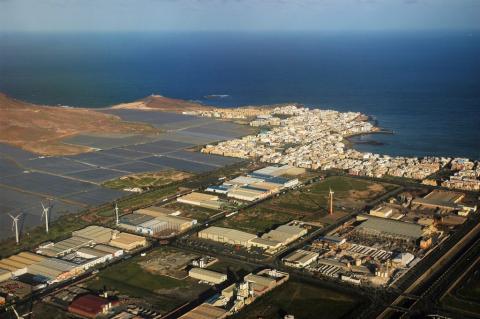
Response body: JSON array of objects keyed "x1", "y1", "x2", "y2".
[{"x1": 375, "y1": 214, "x2": 480, "y2": 319}]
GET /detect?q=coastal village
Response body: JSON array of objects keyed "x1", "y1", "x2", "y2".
[{"x1": 196, "y1": 105, "x2": 480, "y2": 191}]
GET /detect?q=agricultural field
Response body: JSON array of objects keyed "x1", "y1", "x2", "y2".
[
  {"x1": 233, "y1": 280, "x2": 365, "y2": 319},
  {"x1": 102, "y1": 170, "x2": 193, "y2": 190},
  {"x1": 84, "y1": 247, "x2": 210, "y2": 314},
  {"x1": 217, "y1": 176, "x2": 398, "y2": 234}
]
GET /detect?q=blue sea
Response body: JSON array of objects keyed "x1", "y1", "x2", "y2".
[{"x1": 0, "y1": 31, "x2": 479, "y2": 159}]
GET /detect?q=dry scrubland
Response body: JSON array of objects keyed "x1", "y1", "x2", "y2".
[{"x1": 0, "y1": 93, "x2": 210, "y2": 155}]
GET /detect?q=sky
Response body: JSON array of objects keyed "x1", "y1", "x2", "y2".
[{"x1": 0, "y1": 0, "x2": 479, "y2": 32}]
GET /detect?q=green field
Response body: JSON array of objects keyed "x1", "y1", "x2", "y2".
[
  {"x1": 217, "y1": 176, "x2": 397, "y2": 234},
  {"x1": 86, "y1": 252, "x2": 208, "y2": 313},
  {"x1": 233, "y1": 280, "x2": 365, "y2": 319}
]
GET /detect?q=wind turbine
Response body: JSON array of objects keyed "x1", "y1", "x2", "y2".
[
  {"x1": 328, "y1": 188, "x2": 334, "y2": 215},
  {"x1": 114, "y1": 201, "x2": 119, "y2": 226},
  {"x1": 8, "y1": 213, "x2": 22, "y2": 244},
  {"x1": 41, "y1": 200, "x2": 51, "y2": 234}
]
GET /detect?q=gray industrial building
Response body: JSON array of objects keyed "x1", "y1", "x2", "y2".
[{"x1": 355, "y1": 215, "x2": 423, "y2": 244}]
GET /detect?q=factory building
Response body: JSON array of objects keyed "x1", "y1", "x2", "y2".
[
  {"x1": 119, "y1": 208, "x2": 197, "y2": 236},
  {"x1": 177, "y1": 192, "x2": 224, "y2": 210},
  {"x1": 263, "y1": 176, "x2": 299, "y2": 188},
  {"x1": 198, "y1": 227, "x2": 257, "y2": 248},
  {"x1": 252, "y1": 165, "x2": 305, "y2": 177},
  {"x1": 411, "y1": 190, "x2": 465, "y2": 212},
  {"x1": 250, "y1": 238, "x2": 283, "y2": 254},
  {"x1": 283, "y1": 250, "x2": 319, "y2": 268},
  {"x1": 188, "y1": 268, "x2": 227, "y2": 284},
  {"x1": 119, "y1": 214, "x2": 167, "y2": 236},
  {"x1": 316, "y1": 235, "x2": 347, "y2": 248},
  {"x1": 62, "y1": 244, "x2": 124, "y2": 271},
  {"x1": 27, "y1": 258, "x2": 81, "y2": 283},
  {"x1": 108, "y1": 232, "x2": 146, "y2": 251},
  {"x1": 261, "y1": 224, "x2": 307, "y2": 246},
  {"x1": 355, "y1": 215, "x2": 423, "y2": 244},
  {"x1": 251, "y1": 182, "x2": 281, "y2": 192},
  {"x1": 135, "y1": 207, "x2": 197, "y2": 232},
  {"x1": 243, "y1": 269, "x2": 289, "y2": 296},
  {"x1": 93, "y1": 244, "x2": 124, "y2": 258},
  {"x1": 369, "y1": 206, "x2": 394, "y2": 218},
  {"x1": 225, "y1": 176, "x2": 265, "y2": 186},
  {"x1": 206, "y1": 185, "x2": 232, "y2": 194},
  {"x1": 178, "y1": 303, "x2": 227, "y2": 319},
  {"x1": 392, "y1": 252, "x2": 415, "y2": 267},
  {"x1": 76, "y1": 247, "x2": 113, "y2": 263},
  {"x1": 37, "y1": 236, "x2": 94, "y2": 257},
  {"x1": 72, "y1": 226, "x2": 115, "y2": 244},
  {"x1": 227, "y1": 186, "x2": 270, "y2": 201},
  {"x1": 68, "y1": 294, "x2": 119, "y2": 319},
  {"x1": 0, "y1": 252, "x2": 46, "y2": 277}
]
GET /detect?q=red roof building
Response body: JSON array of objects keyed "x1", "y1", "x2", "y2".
[{"x1": 68, "y1": 294, "x2": 118, "y2": 318}]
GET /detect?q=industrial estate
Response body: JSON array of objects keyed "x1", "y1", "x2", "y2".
[{"x1": 0, "y1": 97, "x2": 479, "y2": 319}]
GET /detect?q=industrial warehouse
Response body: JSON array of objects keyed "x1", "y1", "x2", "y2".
[
  {"x1": 0, "y1": 251, "x2": 82, "y2": 285},
  {"x1": 411, "y1": 189, "x2": 476, "y2": 215},
  {"x1": 118, "y1": 206, "x2": 197, "y2": 236},
  {"x1": 188, "y1": 268, "x2": 227, "y2": 284},
  {"x1": 354, "y1": 215, "x2": 424, "y2": 245},
  {"x1": 280, "y1": 188, "x2": 461, "y2": 286},
  {"x1": 37, "y1": 226, "x2": 146, "y2": 257},
  {"x1": 282, "y1": 249, "x2": 320, "y2": 268},
  {"x1": 0, "y1": 225, "x2": 148, "y2": 300},
  {"x1": 197, "y1": 222, "x2": 308, "y2": 254},
  {"x1": 205, "y1": 165, "x2": 300, "y2": 202},
  {"x1": 177, "y1": 192, "x2": 226, "y2": 210},
  {"x1": 198, "y1": 226, "x2": 257, "y2": 248}
]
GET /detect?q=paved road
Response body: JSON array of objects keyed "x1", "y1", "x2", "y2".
[{"x1": 376, "y1": 215, "x2": 480, "y2": 319}]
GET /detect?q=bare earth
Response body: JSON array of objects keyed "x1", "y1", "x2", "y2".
[
  {"x1": 0, "y1": 93, "x2": 210, "y2": 156},
  {"x1": 111, "y1": 94, "x2": 212, "y2": 112}
]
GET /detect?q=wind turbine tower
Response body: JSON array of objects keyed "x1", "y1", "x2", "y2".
[
  {"x1": 9, "y1": 213, "x2": 21, "y2": 245},
  {"x1": 41, "y1": 201, "x2": 50, "y2": 234},
  {"x1": 328, "y1": 188, "x2": 334, "y2": 215},
  {"x1": 114, "y1": 202, "x2": 119, "y2": 226}
]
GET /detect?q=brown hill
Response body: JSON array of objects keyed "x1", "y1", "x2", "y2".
[{"x1": 0, "y1": 93, "x2": 160, "y2": 155}]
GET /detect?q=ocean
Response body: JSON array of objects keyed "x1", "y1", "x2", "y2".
[{"x1": 0, "y1": 31, "x2": 479, "y2": 159}]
